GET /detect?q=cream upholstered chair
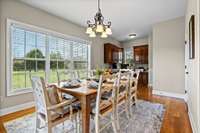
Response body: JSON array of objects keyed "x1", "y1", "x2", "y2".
[
  {"x1": 93, "y1": 73, "x2": 121, "y2": 133},
  {"x1": 31, "y1": 76, "x2": 80, "y2": 133}
]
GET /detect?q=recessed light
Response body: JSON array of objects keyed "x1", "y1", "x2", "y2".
[{"x1": 129, "y1": 33, "x2": 136, "y2": 38}]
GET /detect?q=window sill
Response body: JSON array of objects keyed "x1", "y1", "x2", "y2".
[{"x1": 7, "y1": 88, "x2": 33, "y2": 97}]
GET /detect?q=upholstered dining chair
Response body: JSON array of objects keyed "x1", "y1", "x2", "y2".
[
  {"x1": 56, "y1": 70, "x2": 79, "y2": 100},
  {"x1": 57, "y1": 70, "x2": 79, "y2": 86},
  {"x1": 92, "y1": 73, "x2": 121, "y2": 133},
  {"x1": 31, "y1": 76, "x2": 80, "y2": 133}
]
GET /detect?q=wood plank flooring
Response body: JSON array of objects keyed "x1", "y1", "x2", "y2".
[{"x1": 0, "y1": 86, "x2": 192, "y2": 133}]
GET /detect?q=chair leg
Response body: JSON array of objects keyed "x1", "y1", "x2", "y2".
[
  {"x1": 95, "y1": 115, "x2": 100, "y2": 133},
  {"x1": 36, "y1": 114, "x2": 41, "y2": 133},
  {"x1": 47, "y1": 123, "x2": 52, "y2": 133},
  {"x1": 75, "y1": 114, "x2": 78, "y2": 133}
]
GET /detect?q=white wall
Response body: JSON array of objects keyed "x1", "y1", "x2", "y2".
[
  {"x1": 152, "y1": 17, "x2": 185, "y2": 94},
  {"x1": 185, "y1": 0, "x2": 200, "y2": 132},
  {"x1": 0, "y1": 0, "x2": 120, "y2": 110}
]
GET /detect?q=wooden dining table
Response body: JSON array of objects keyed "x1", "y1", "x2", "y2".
[
  {"x1": 59, "y1": 83, "x2": 97, "y2": 133},
  {"x1": 58, "y1": 79, "x2": 128, "y2": 133}
]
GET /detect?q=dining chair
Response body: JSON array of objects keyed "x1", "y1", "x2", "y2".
[
  {"x1": 56, "y1": 70, "x2": 79, "y2": 100},
  {"x1": 117, "y1": 70, "x2": 131, "y2": 118},
  {"x1": 31, "y1": 76, "x2": 80, "y2": 133},
  {"x1": 57, "y1": 70, "x2": 79, "y2": 86},
  {"x1": 92, "y1": 73, "x2": 121, "y2": 133},
  {"x1": 129, "y1": 70, "x2": 140, "y2": 106},
  {"x1": 77, "y1": 69, "x2": 96, "y2": 79}
]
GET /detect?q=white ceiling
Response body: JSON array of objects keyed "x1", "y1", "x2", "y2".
[{"x1": 20, "y1": 0, "x2": 186, "y2": 41}]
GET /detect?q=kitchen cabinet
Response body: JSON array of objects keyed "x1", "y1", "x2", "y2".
[
  {"x1": 104, "y1": 43, "x2": 123, "y2": 64},
  {"x1": 138, "y1": 72, "x2": 148, "y2": 86},
  {"x1": 133, "y1": 45, "x2": 148, "y2": 64}
]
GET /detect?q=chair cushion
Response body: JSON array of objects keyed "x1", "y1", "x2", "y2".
[{"x1": 101, "y1": 91, "x2": 112, "y2": 100}]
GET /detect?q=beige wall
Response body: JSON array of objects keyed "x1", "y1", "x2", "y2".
[
  {"x1": 0, "y1": 0, "x2": 120, "y2": 109},
  {"x1": 185, "y1": 0, "x2": 200, "y2": 132},
  {"x1": 152, "y1": 17, "x2": 185, "y2": 94}
]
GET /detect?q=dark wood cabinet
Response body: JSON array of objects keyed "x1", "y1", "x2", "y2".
[
  {"x1": 138, "y1": 72, "x2": 148, "y2": 86},
  {"x1": 104, "y1": 43, "x2": 123, "y2": 64},
  {"x1": 133, "y1": 45, "x2": 148, "y2": 64}
]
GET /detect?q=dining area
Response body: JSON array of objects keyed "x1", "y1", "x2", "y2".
[{"x1": 30, "y1": 69, "x2": 140, "y2": 133}]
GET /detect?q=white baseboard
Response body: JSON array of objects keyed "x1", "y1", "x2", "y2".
[
  {"x1": 188, "y1": 103, "x2": 198, "y2": 133},
  {"x1": 0, "y1": 101, "x2": 35, "y2": 116},
  {"x1": 152, "y1": 90, "x2": 186, "y2": 100}
]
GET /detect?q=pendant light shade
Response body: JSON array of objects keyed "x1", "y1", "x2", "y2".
[
  {"x1": 101, "y1": 31, "x2": 108, "y2": 38},
  {"x1": 105, "y1": 27, "x2": 112, "y2": 35},
  {"x1": 86, "y1": 27, "x2": 93, "y2": 34}
]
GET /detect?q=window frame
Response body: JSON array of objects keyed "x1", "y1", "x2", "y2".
[
  {"x1": 6, "y1": 19, "x2": 91, "y2": 96},
  {"x1": 124, "y1": 48, "x2": 133, "y2": 64}
]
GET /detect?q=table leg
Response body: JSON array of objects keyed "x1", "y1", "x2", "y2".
[{"x1": 81, "y1": 95, "x2": 91, "y2": 133}]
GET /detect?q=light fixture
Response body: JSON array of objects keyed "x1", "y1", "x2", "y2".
[
  {"x1": 86, "y1": 27, "x2": 93, "y2": 34},
  {"x1": 129, "y1": 33, "x2": 137, "y2": 39},
  {"x1": 86, "y1": 0, "x2": 112, "y2": 38},
  {"x1": 101, "y1": 31, "x2": 108, "y2": 38},
  {"x1": 89, "y1": 31, "x2": 96, "y2": 38},
  {"x1": 105, "y1": 25, "x2": 112, "y2": 35}
]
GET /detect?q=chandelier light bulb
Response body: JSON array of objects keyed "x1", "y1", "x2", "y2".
[
  {"x1": 89, "y1": 31, "x2": 96, "y2": 38},
  {"x1": 86, "y1": 27, "x2": 93, "y2": 34},
  {"x1": 96, "y1": 24, "x2": 104, "y2": 32},
  {"x1": 101, "y1": 31, "x2": 108, "y2": 38},
  {"x1": 106, "y1": 27, "x2": 112, "y2": 35}
]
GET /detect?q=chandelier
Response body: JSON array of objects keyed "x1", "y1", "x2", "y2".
[{"x1": 86, "y1": 0, "x2": 112, "y2": 38}]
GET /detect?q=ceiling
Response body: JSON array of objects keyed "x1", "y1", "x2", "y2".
[{"x1": 20, "y1": 0, "x2": 186, "y2": 41}]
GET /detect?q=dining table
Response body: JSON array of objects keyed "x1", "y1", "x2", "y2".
[
  {"x1": 59, "y1": 80, "x2": 97, "y2": 133},
  {"x1": 58, "y1": 79, "x2": 129, "y2": 133}
]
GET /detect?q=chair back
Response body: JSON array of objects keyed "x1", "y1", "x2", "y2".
[
  {"x1": 77, "y1": 69, "x2": 96, "y2": 79},
  {"x1": 95, "y1": 73, "x2": 121, "y2": 115},
  {"x1": 31, "y1": 77, "x2": 49, "y2": 118},
  {"x1": 119, "y1": 70, "x2": 131, "y2": 96},
  {"x1": 130, "y1": 70, "x2": 140, "y2": 91},
  {"x1": 57, "y1": 70, "x2": 78, "y2": 86}
]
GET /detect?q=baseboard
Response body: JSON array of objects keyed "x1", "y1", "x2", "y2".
[
  {"x1": 152, "y1": 90, "x2": 186, "y2": 100},
  {"x1": 188, "y1": 103, "x2": 198, "y2": 133},
  {"x1": 0, "y1": 101, "x2": 35, "y2": 116}
]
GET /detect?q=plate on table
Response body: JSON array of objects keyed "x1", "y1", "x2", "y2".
[{"x1": 60, "y1": 79, "x2": 81, "y2": 88}]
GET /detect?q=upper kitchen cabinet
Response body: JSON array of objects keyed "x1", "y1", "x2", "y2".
[
  {"x1": 104, "y1": 43, "x2": 123, "y2": 64},
  {"x1": 133, "y1": 45, "x2": 148, "y2": 64}
]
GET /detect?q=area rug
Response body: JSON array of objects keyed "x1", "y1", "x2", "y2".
[{"x1": 4, "y1": 100, "x2": 165, "y2": 133}]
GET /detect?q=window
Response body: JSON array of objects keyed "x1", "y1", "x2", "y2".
[
  {"x1": 125, "y1": 48, "x2": 133, "y2": 64},
  {"x1": 7, "y1": 19, "x2": 90, "y2": 96}
]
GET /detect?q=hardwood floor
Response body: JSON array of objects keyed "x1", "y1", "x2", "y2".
[{"x1": 0, "y1": 86, "x2": 192, "y2": 133}]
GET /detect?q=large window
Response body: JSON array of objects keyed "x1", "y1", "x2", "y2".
[
  {"x1": 125, "y1": 48, "x2": 133, "y2": 64},
  {"x1": 7, "y1": 19, "x2": 90, "y2": 96}
]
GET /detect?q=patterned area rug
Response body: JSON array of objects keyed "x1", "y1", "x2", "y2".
[{"x1": 4, "y1": 100, "x2": 165, "y2": 133}]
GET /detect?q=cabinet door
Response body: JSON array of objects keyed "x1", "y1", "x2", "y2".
[{"x1": 134, "y1": 45, "x2": 148, "y2": 64}]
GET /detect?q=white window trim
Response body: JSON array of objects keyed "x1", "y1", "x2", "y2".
[{"x1": 6, "y1": 18, "x2": 91, "y2": 96}]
